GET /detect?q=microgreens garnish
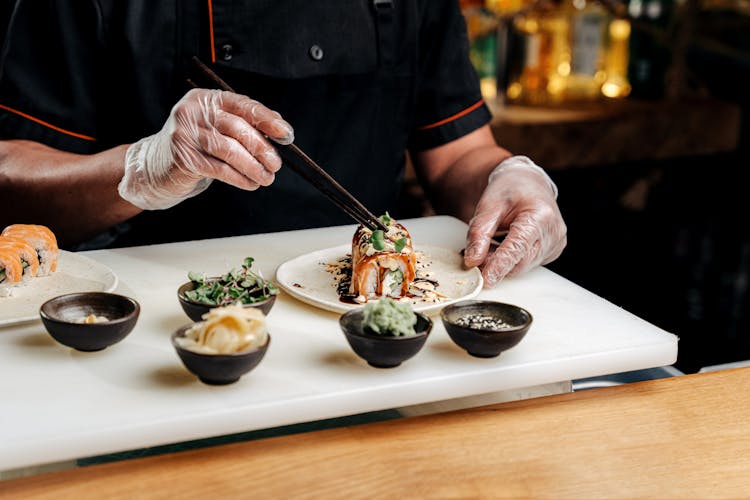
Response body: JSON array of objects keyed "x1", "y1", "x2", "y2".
[
  {"x1": 370, "y1": 230, "x2": 386, "y2": 251},
  {"x1": 394, "y1": 237, "x2": 408, "y2": 253},
  {"x1": 184, "y1": 257, "x2": 279, "y2": 306},
  {"x1": 379, "y1": 212, "x2": 392, "y2": 226}
]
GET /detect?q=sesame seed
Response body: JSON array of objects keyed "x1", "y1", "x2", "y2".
[{"x1": 453, "y1": 314, "x2": 512, "y2": 331}]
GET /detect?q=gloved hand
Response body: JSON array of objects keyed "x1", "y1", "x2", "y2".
[
  {"x1": 463, "y1": 156, "x2": 567, "y2": 288},
  {"x1": 118, "y1": 89, "x2": 294, "y2": 210}
]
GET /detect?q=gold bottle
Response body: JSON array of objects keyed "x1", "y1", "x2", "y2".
[
  {"x1": 601, "y1": 18, "x2": 632, "y2": 98},
  {"x1": 505, "y1": 0, "x2": 568, "y2": 106}
]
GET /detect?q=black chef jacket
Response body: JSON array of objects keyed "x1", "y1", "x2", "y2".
[{"x1": 0, "y1": 0, "x2": 491, "y2": 248}]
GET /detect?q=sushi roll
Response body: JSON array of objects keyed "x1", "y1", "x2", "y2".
[
  {"x1": 0, "y1": 235, "x2": 39, "y2": 280},
  {"x1": 0, "y1": 247, "x2": 24, "y2": 297},
  {"x1": 1, "y1": 224, "x2": 58, "y2": 276},
  {"x1": 349, "y1": 215, "x2": 416, "y2": 301}
]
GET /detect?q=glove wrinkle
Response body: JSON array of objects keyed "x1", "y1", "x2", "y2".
[
  {"x1": 464, "y1": 155, "x2": 566, "y2": 288},
  {"x1": 118, "y1": 89, "x2": 293, "y2": 211}
]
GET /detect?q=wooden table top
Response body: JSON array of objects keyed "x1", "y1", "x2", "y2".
[{"x1": 5, "y1": 367, "x2": 750, "y2": 499}]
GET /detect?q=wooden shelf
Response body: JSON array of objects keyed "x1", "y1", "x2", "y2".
[{"x1": 488, "y1": 97, "x2": 742, "y2": 169}]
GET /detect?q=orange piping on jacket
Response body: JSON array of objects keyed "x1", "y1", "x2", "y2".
[
  {"x1": 416, "y1": 99, "x2": 485, "y2": 131},
  {"x1": 207, "y1": 0, "x2": 216, "y2": 63},
  {"x1": 0, "y1": 103, "x2": 96, "y2": 141}
]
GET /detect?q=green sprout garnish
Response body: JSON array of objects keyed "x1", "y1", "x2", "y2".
[
  {"x1": 370, "y1": 230, "x2": 386, "y2": 251},
  {"x1": 184, "y1": 257, "x2": 279, "y2": 306},
  {"x1": 379, "y1": 212, "x2": 392, "y2": 227},
  {"x1": 394, "y1": 237, "x2": 408, "y2": 253}
]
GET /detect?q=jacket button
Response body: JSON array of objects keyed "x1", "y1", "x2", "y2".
[
  {"x1": 222, "y1": 44, "x2": 233, "y2": 61},
  {"x1": 308, "y1": 45, "x2": 324, "y2": 61}
]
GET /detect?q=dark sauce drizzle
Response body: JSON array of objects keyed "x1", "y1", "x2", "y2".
[
  {"x1": 334, "y1": 256, "x2": 359, "y2": 304},
  {"x1": 332, "y1": 255, "x2": 441, "y2": 304}
]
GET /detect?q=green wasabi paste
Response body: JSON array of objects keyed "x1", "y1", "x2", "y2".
[{"x1": 362, "y1": 297, "x2": 417, "y2": 337}]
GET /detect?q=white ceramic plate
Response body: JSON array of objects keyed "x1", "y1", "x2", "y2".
[
  {"x1": 275, "y1": 244, "x2": 482, "y2": 315},
  {"x1": 0, "y1": 250, "x2": 118, "y2": 326}
]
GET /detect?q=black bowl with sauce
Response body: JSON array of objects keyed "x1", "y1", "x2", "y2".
[
  {"x1": 440, "y1": 300, "x2": 532, "y2": 358},
  {"x1": 177, "y1": 279, "x2": 276, "y2": 322},
  {"x1": 339, "y1": 309, "x2": 433, "y2": 368},
  {"x1": 39, "y1": 292, "x2": 140, "y2": 352}
]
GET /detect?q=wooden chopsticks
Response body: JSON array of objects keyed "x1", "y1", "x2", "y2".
[{"x1": 188, "y1": 56, "x2": 388, "y2": 233}]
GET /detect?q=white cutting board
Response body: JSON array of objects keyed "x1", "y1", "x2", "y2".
[{"x1": 0, "y1": 216, "x2": 677, "y2": 470}]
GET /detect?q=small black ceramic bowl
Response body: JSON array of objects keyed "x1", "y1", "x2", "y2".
[
  {"x1": 440, "y1": 300, "x2": 532, "y2": 358},
  {"x1": 339, "y1": 309, "x2": 433, "y2": 368},
  {"x1": 171, "y1": 325, "x2": 270, "y2": 385},
  {"x1": 39, "y1": 292, "x2": 140, "y2": 352},
  {"x1": 177, "y1": 279, "x2": 276, "y2": 322}
]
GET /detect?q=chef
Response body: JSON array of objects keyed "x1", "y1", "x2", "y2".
[{"x1": 0, "y1": 0, "x2": 566, "y2": 287}]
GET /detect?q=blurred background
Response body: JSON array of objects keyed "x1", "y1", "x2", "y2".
[{"x1": 399, "y1": 0, "x2": 750, "y2": 373}]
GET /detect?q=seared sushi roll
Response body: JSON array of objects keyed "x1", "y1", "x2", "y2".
[
  {"x1": 0, "y1": 236, "x2": 39, "y2": 280},
  {"x1": 1, "y1": 224, "x2": 58, "y2": 276},
  {"x1": 0, "y1": 246, "x2": 24, "y2": 297},
  {"x1": 349, "y1": 214, "x2": 416, "y2": 301}
]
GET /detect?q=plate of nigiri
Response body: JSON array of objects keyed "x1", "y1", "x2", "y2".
[{"x1": 0, "y1": 224, "x2": 118, "y2": 326}]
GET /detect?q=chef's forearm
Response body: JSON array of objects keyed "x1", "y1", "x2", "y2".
[
  {"x1": 412, "y1": 125, "x2": 511, "y2": 222},
  {"x1": 0, "y1": 140, "x2": 140, "y2": 246}
]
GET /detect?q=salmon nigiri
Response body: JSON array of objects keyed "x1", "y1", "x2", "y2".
[
  {"x1": 0, "y1": 247, "x2": 23, "y2": 296},
  {"x1": 0, "y1": 236, "x2": 39, "y2": 279},
  {"x1": 1, "y1": 224, "x2": 58, "y2": 276}
]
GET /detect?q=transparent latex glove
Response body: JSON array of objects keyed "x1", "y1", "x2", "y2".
[
  {"x1": 463, "y1": 156, "x2": 567, "y2": 288},
  {"x1": 119, "y1": 88, "x2": 294, "y2": 210}
]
